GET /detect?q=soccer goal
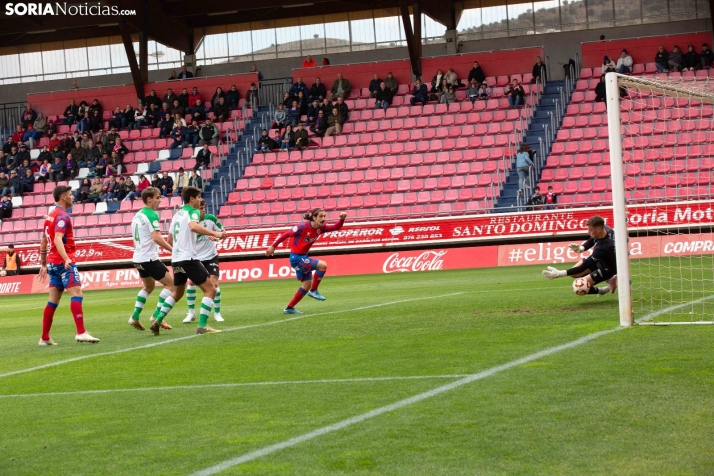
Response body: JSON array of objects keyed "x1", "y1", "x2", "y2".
[{"x1": 605, "y1": 72, "x2": 714, "y2": 326}]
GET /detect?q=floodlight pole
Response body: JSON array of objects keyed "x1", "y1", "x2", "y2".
[{"x1": 605, "y1": 72, "x2": 633, "y2": 327}]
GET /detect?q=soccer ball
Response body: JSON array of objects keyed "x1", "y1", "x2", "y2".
[
  {"x1": 0, "y1": 270, "x2": 6, "y2": 277},
  {"x1": 572, "y1": 277, "x2": 590, "y2": 295}
]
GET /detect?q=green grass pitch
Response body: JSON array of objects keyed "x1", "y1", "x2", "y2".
[{"x1": 1, "y1": 264, "x2": 713, "y2": 475}]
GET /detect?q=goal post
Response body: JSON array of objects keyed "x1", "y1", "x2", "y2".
[{"x1": 604, "y1": 72, "x2": 714, "y2": 326}]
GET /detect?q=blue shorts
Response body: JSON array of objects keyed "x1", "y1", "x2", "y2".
[
  {"x1": 48, "y1": 263, "x2": 82, "y2": 291},
  {"x1": 289, "y1": 253, "x2": 319, "y2": 282}
]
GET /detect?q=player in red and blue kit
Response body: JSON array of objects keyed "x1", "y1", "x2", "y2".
[
  {"x1": 37, "y1": 185, "x2": 99, "y2": 345},
  {"x1": 266, "y1": 208, "x2": 346, "y2": 314}
]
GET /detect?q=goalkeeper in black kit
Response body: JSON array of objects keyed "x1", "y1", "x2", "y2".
[{"x1": 542, "y1": 215, "x2": 618, "y2": 296}]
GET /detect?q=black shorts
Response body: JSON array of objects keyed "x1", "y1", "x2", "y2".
[
  {"x1": 172, "y1": 260, "x2": 209, "y2": 287},
  {"x1": 590, "y1": 262, "x2": 616, "y2": 285},
  {"x1": 134, "y1": 260, "x2": 169, "y2": 281},
  {"x1": 201, "y1": 257, "x2": 220, "y2": 277},
  {"x1": 4, "y1": 270, "x2": 17, "y2": 276}
]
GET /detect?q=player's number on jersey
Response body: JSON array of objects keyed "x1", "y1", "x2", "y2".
[
  {"x1": 172, "y1": 222, "x2": 181, "y2": 243},
  {"x1": 133, "y1": 223, "x2": 140, "y2": 243}
]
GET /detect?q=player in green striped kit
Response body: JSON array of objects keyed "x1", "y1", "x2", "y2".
[
  {"x1": 128, "y1": 187, "x2": 174, "y2": 331},
  {"x1": 150, "y1": 186, "x2": 226, "y2": 335},
  {"x1": 184, "y1": 199, "x2": 225, "y2": 323}
]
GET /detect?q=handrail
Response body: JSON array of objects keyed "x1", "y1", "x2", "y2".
[
  {"x1": 540, "y1": 65, "x2": 547, "y2": 89},
  {"x1": 210, "y1": 189, "x2": 218, "y2": 217},
  {"x1": 544, "y1": 56, "x2": 551, "y2": 86},
  {"x1": 575, "y1": 53, "x2": 581, "y2": 80}
]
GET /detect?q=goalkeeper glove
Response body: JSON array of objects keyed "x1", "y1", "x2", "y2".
[
  {"x1": 569, "y1": 244, "x2": 584, "y2": 253},
  {"x1": 542, "y1": 266, "x2": 568, "y2": 280}
]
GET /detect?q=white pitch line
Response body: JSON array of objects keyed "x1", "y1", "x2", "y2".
[
  {"x1": 635, "y1": 294, "x2": 714, "y2": 323},
  {"x1": 0, "y1": 292, "x2": 465, "y2": 379},
  {"x1": 0, "y1": 375, "x2": 469, "y2": 399}
]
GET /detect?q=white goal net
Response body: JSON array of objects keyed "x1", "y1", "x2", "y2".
[{"x1": 606, "y1": 73, "x2": 714, "y2": 326}]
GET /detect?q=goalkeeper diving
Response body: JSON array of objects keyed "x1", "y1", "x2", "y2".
[{"x1": 542, "y1": 215, "x2": 618, "y2": 296}]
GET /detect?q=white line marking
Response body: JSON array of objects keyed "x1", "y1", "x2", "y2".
[
  {"x1": 190, "y1": 297, "x2": 704, "y2": 476},
  {"x1": 0, "y1": 375, "x2": 469, "y2": 399},
  {"x1": 0, "y1": 292, "x2": 465, "y2": 379},
  {"x1": 635, "y1": 295, "x2": 714, "y2": 323},
  {"x1": 189, "y1": 328, "x2": 619, "y2": 476}
]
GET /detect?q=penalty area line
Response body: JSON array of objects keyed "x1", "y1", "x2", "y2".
[
  {"x1": 0, "y1": 292, "x2": 465, "y2": 379},
  {"x1": 0, "y1": 375, "x2": 469, "y2": 399},
  {"x1": 189, "y1": 298, "x2": 690, "y2": 476}
]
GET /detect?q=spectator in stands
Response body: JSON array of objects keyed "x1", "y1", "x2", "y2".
[
  {"x1": 655, "y1": 45, "x2": 669, "y2": 73},
  {"x1": 178, "y1": 88, "x2": 190, "y2": 109},
  {"x1": 88, "y1": 177, "x2": 103, "y2": 203},
  {"x1": 445, "y1": 68, "x2": 461, "y2": 88},
  {"x1": 302, "y1": 55, "x2": 316, "y2": 68},
  {"x1": 531, "y1": 57, "x2": 546, "y2": 84},
  {"x1": 74, "y1": 178, "x2": 91, "y2": 202},
  {"x1": 384, "y1": 72, "x2": 398, "y2": 95},
  {"x1": 602, "y1": 56, "x2": 616, "y2": 73},
  {"x1": 506, "y1": 79, "x2": 525, "y2": 109},
  {"x1": 79, "y1": 131, "x2": 92, "y2": 150},
  {"x1": 330, "y1": 73, "x2": 352, "y2": 100},
  {"x1": 132, "y1": 105, "x2": 147, "y2": 130},
  {"x1": 77, "y1": 101, "x2": 90, "y2": 119},
  {"x1": 15, "y1": 144, "x2": 30, "y2": 170},
  {"x1": 669, "y1": 46, "x2": 683, "y2": 71},
  {"x1": 309, "y1": 78, "x2": 327, "y2": 103},
  {"x1": 76, "y1": 112, "x2": 92, "y2": 133},
  {"x1": 8, "y1": 170, "x2": 21, "y2": 196},
  {"x1": 282, "y1": 91, "x2": 294, "y2": 108},
  {"x1": 94, "y1": 151, "x2": 108, "y2": 177},
  {"x1": 12, "y1": 125, "x2": 25, "y2": 144},
  {"x1": 51, "y1": 144, "x2": 65, "y2": 165},
  {"x1": 88, "y1": 99, "x2": 102, "y2": 118},
  {"x1": 0, "y1": 171, "x2": 9, "y2": 196},
  {"x1": 290, "y1": 77, "x2": 309, "y2": 99},
  {"x1": 410, "y1": 79, "x2": 428, "y2": 106},
  {"x1": 199, "y1": 118, "x2": 219, "y2": 146},
  {"x1": 20, "y1": 168, "x2": 35, "y2": 195},
  {"x1": 516, "y1": 144, "x2": 534, "y2": 196},
  {"x1": 38, "y1": 158, "x2": 51, "y2": 183},
  {"x1": 108, "y1": 107, "x2": 124, "y2": 130},
  {"x1": 311, "y1": 110, "x2": 328, "y2": 137},
  {"x1": 46, "y1": 119, "x2": 57, "y2": 138},
  {"x1": 279, "y1": 124, "x2": 295, "y2": 151},
  {"x1": 38, "y1": 144, "x2": 52, "y2": 163},
  {"x1": 374, "y1": 82, "x2": 393, "y2": 111},
  {"x1": 245, "y1": 83, "x2": 259, "y2": 108},
  {"x1": 189, "y1": 99, "x2": 206, "y2": 122},
  {"x1": 213, "y1": 98, "x2": 231, "y2": 122},
  {"x1": 84, "y1": 140, "x2": 101, "y2": 170},
  {"x1": 158, "y1": 172, "x2": 174, "y2": 197},
  {"x1": 466, "y1": 79, "x2": 480, "y2": 103},
  {"x1": 33, "y1": 112, "x2": 47, "y2": 137},
  {"x1": 319, "y1": 98, "x2": 333, "y2": 117},
  {"x1": 250, "y1": 64, "x2": 264, "y2": 81},
  {"x1": 173, "y1": 168, "x2": 187, "y2": 197},
  {"x1": 168, "y1": 70, "x2": 179, "y2": 81},
  {"x1": 268, "y1": 103, "x2": 286, "y2": 136},
  {"x1": 22, "y1": 124, "x2": 38, "y2": 150},
  {"x1": 287, "y1": 100, "x2": 301, "y2": 128},
  {"x1": 112, "y1": 137, "x2": 129, "y2": 159},
  {"x1": 0, "y1": 151, "x2": 6, "y2": 173},
  {"x1": 297, "y1": 91, "x2": 309, "y2": 115},
  {"x1": 188, "y1": 169, "x2": 204, "y2": 190},
  {"x1": 170, "y1": 99, "x2": 185, "y2": 118},
  {"x1": 322, "y1": 58, "x2": 330, "y2": 65},
  {"x1": 544, "y1": 185, "x2": 557, "y2": 210},
  {"x1": 64, "y1": 152, "x2": 78, "y2": 179},
  {"x1": 3, "y1": 137, "x2": 16, "y2": 155},
  {"x1": 185, "y1": 119, "x2": 201, "y2": 148},
  {"x1": 325, "y1": 107, "x2": 343, "y2": 137},
  {"x1": 102, "y1": 175, "x2": 120, "y2": 201},
  {"x1": 5, "y1": 145, "x2": 20, "y2": 172},
  {"x1": 48, "y1": 133, "x2": 60, "y2": 152},
  {"x1": 145, "y1": 104, "x2": 160, "y2": 128},
  {"x1": 305, "y1": 99, "x2": 320, "y2": 127},
  {"x1": 105, "y1": 127, "x2": 120, "y2": 149},
  {"x1": 683, "y1": 44, "x2": 699, "y2": 71},
  {"x1": 70, "y1": 140, "x2": 86, "y2": 167},
  {"x1": 468, "y1": 61, "x2": 486, "y2": 86},
  {"x1": 48, "y1": 156, "x2": 63, "y2": 183},
  {"x1": 616, "y1": 50, "x2": 633, "y2": 74},
  {"x1": 151, "y1": 174, "x2": 160, "y2": 189},
  {"x1": 163, "y1": 88, "x2": 178, "y2": 106},
  {"x1": 132, "y1": 174, "x2": 150, "y2": 200},
  {"x1": 256, "y1": 129, "x2": 278, "y2": 153},
  {"x1": 22, "y1": 104, "x2": 35, "y2": 128},
  {"x1": 225, "y1": 85, "x2": 240, "y2": 110},
  {"x1": 368, "y1": 74, "x2": 382, "y2": 98},
  {"x1": 144, "y1": 90, "x2": 162, "y2": 109},
  {"x1": 295, "y1": 123, "x2": 309, "y2": 150},
  {"x1": 193, "y1": 142, "x2": 213, "y2": 170},
  {"x1": 595, "y1": 75, "x2": 607, "y2": 103},
  {"x1": 178, "y1": 65, "x2": 193, "y2": 79},
  {"x1": 700, "y1": 43, "x2": 714, "y2": 69},
  {"x1": 430, "y1": 70, "x2": 444, "y2": 93},
  {"x1": 188, "y1": 87, "x2": 202, "y2": 110},
  {"x1": 0, "y1": 194, "x2": 12, "y2": 220},
  {"x1": 158, "y1": 104, "x2": 174, "y2": 138},
  {"x1": 170, "y1": 119, "x2": 186, "y2": 150},
  {"x1": 17, "y1": 158, "x2": 30, "y2": 178},
  {"x1": 62, "y1": 99, "x2": 79, "y2": 125},
  {"x1": 525, "y1": 187, "x2": 544, "y2": 211},
  {"x1": 210, "y1": 87, "x2": 225, "y2": 111},
  {"x1": 335, "y1": 96, "x2": 349, "y2": 123},
  {"x1": 478, "y1": 83, "x2": 492, "y2": 99}
]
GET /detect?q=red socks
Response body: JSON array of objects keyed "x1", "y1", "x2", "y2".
[
  {"x1": 42, "y1": 302, "x2": 58, "y2": 341},
  {"x1": 310, "y1": 270, "x2": 326, "y2": 291},
  {"x1": 70, "y1": 296, "x2": 86, "y2": 335},
  {"x1": 288, "y1": 288, "x2": 307, "y2": 308}
]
